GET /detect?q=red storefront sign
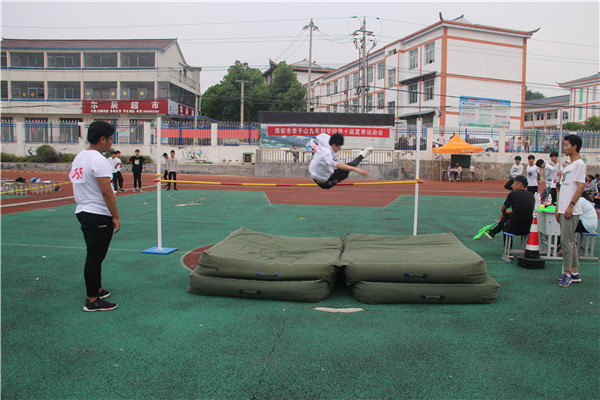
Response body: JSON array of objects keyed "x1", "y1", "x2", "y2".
[
  {"x1": 267, "y1": 125, "x2": 390, "y2": 138},
  {"x1": 83, "y1": 100, "x2": 168, "y2": 114}
]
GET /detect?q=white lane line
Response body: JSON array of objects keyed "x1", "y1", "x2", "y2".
[{"x1": 1, "y1": 196, "x2": 75, "y2": 208}]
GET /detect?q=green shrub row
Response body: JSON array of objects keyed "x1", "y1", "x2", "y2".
[{"x1": 1, "y1": 145, "x2": 153, "y2": 164}]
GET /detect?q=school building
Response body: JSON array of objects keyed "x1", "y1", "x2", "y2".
[{"x1": 309, "y1": 15, "x2": 536, "y2": 130}]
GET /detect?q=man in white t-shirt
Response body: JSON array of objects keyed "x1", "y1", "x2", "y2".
[
  {"x1": 309, "y1": 133, "x2": 372, "y2": 189},
  {"x1": 526, "y1": 155, "x2": 540, "y2": 194},
  {"x1": 556, "y1": 134, "x2": 586, "y2": 288},
  {"x1": 108, "y1": 151, "x2": 124, "y2": 192},
  {"x1": 545, "y1": 151, "x2": 560, "y2": 205},
  {"x1": 504, "y1": 156, "x2": 523, "y2": 191},
  {"x1": 70, "y1": 121, "x2": 121, "y2": 311}
]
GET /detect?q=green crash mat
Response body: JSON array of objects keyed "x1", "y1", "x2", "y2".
[
  {"x1": 342, "y1": 232, "x2": 487, "y2": 284},
  {"x1": 350, "y1": 274, "x2": 499, "y2": 304},
  {"x1": 188, "y1": 275, "x2": 334, "y2": 303},
  {"x1": 196, "y1": 227, "x2": 343, "y2": 283}
]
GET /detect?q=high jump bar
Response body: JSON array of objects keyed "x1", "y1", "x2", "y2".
[{"x1": 153, "y1": 178, "x2": 423, "y2": 187}]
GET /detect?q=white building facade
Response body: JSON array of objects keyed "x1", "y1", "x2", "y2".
[
  {"x1": 1, "y1": 38, "x2": 201, "y2": 156},
  {"x1": 310, "y1": 16, "x2": 535, "y2": 130},
  {"x1": 558, "y1": 73, "x2": 600, "y2": 124}
]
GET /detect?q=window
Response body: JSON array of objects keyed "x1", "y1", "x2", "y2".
[
  {"x1": 1, "y1": 117, "x2": 15, "y2": 142},
  {"x1": 121, "y1": 82, "x2": 154, "y2": 100},
  {"x1": 593, "y1": 87, "x2": 598, "y2": 101},
  {"x1": 387, "y1": 68, "x2": 396, "y2": 87},
  {"x1": 367, "y1": 66, "x2": 374, "y2": 83},
  {"x1": 425, "y1": 42, "x2": 435, "y2": 64},
  {"x1": 353, "y1": 72, "x2": 360, "y2": 89},
  {"x1": 47, "y1": 53, "x2": 81, "y2": 68},
  {"x1": 84, "y1": 82, "x2": 118, "y2": 100},
  {"x1": 162, "y1": 82, "x2": 195, "y2": 108},
  {"x1": 409, "y1": 49, "x2": 418, "y2": 70},
  {"x1": 333, "y1": 80, "x2": 338, "y2": 94},
  {"x1": 387, "y1": 101, "x2": 395, "y2": 115},
  {"x1": 333, "y1": 104, "x2": 338, "y2": 113},
  {"x1": 121, "y1": 52, "x2": 155, "y2": 68},
  {"x1": 366, "y1": 95, "x2": 373, "y2": 111},
  {"x1": 535, "y1": 112, "x2": 545, "y2": 121},
  {"x1": 524, "y1": 113, "x2": 533, "y2": 122},
  {"x1": 344, "y1": 101, "x2": 349, "y2": 112},
  {"x1": 562, "y1": 111, "x2": 569, "y2": 120},
  {"x1": 388, "y1": 49, "x2": 397, "y2": 56},
  {"x1": 424, "y1": 79, "x2": 434, "y2": 101},
  {"x1": 408, "y1": 83, "x2": 418, "y2": 104},
  {"x1": 352, "y1": 99, "x2": 359, "y2": 113},
  {"x1": 129, "y1": 119, "x2": 149, "y2": 144},
  {"x1": 326, "y1": 83, "x2": 331, "y2": 96},
  {"x1": 377, "y1": 93, "x2": 384, "y2": 110},
  {"x1": 377, "y1": 62, "x2": 385, "y2": 80},
  {"x1": 344, "y1": 75, "x2": 350, "y2": 91},
  {"x1": 546, "y1": 111, "x2": 558, "y2": 120},
  {"x1": 48, "y1": 82, "x2": 81, "y2": 100},
  {"x1": 315, "y1": 95, "x2": 320, "y2": 108},
  {"x1": 84, "y1": 52, "x2": 117, "y2": 68},
  {"x1": 11, "y1": 81, "x2": 44, "y2": 99},
  {"x1": 59, "y1": 118, "x2": 82, "y2": 143},
  {"x1": 579, "y1": 107, "x2": 583, "y2": 120},
  {"x1": 1, "y1": 52, "x2": 7, "y2": 68},
  {"x1": 24, "y1": 118, "x2": 49, "y2": 142},
  {"x1": 1, "y1": 81, "x2": 7, "y2": 100},
  {"x1": 579, "y1": 88, "x2": 584, "y2": 103},
  {"x1": 10, "y1": 52, "x2": 44, "y2": 68}
]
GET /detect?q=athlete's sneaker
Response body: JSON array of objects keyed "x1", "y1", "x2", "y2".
[
  {"x1": 557, "y1": 273, "x2": 581, "y2": 283},
  {"x1": 483, "y1": 230, "x2": 494, "y2": 239},
  {"x1": 98, "y1": 289, "x2": 110, "y2": 299},
  {"x1": 83, "y1": 298, "x2": 117, "y2": 312},
  {"x1": 138, "y1": 188, "x2": 143, "y2": 192},
  {"x1": 558, "y1": 274, "x2": 572, "y2": 288},
  {"x1": 359, "y1": 147, "x2": 374, "y2": 158}
]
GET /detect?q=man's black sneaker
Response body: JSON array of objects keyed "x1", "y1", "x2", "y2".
[
  {"x1": 83, "y1": 298, "x2": 117, "y2": 312},
  {"x1": 98, "y1": 289, "x2": 110, "y2": 299}
]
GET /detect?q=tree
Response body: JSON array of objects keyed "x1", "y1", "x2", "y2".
[
  {"x1": 267, "y1": 62, "x2": 306, "y2": 112},
  {"x1": 201, "y1": 60, "x2": 307, "y2": 122},
  {"x1": 583, "y1": 115, "x2": 600, "y2": 131},
  {"x1": 562, "y1": 122, "x2": 583, "y2": 131},
  {"x1": 526, "y1": 88, "x2": 545, "y2": 100},
  {"x1": 201, "y1": 61, "x2": 266, "y2": 122}
]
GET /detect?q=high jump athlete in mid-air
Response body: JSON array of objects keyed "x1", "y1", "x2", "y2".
[{"x1": 309, "y1": 132, "x2": 373, "y2": 189}]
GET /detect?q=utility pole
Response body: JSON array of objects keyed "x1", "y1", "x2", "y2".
[
  {"x1": 236, "y1": 79, "x2": 250, "y2": 127},
  {"x1": 304, "y1": 18, "x2": 318, "y2": 112},
  {"x1": 352, "y1": 17, "x2": 376, "y2": 113}
]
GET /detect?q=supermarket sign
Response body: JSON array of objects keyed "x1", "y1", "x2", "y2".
[
  {"x1": 82, "y1": 100, "x2": 195, "y2": 117},
  {"x1": 267, "y1": 125, "x2": 389, "y2": 138}
]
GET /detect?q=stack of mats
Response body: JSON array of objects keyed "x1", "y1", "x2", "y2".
[
  {"x1": 342, "y1": 232, "x2": 499, "y2": 304},
  {"x1": 187, "y1": 227, "x2": 343, "y2": 302},
  {"x1": 188, "y1": 229, "x2": 499, "y2": 304}
]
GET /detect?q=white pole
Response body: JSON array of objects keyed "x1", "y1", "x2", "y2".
[
  {"x1": 413, "y1": 119, "x2": 421, "y2": 236},
  {"x1": 156, "y1": 116, "x2": 163, "y2": 250}
]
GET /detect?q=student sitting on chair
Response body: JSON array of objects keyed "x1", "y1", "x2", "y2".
[{"x1": 484, "y1": 175, "x2": 535, "y2": 239}]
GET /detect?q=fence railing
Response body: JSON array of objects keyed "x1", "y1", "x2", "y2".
[
  {"x1": 256, "y1": 148, "x2": 397, "y2": 165},
  {"x1": 20, "y1": 123, "x2": 80, "y2": 144}
]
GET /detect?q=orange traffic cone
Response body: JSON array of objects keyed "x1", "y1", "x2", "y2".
[{"x1": 518, "y1": 196, "x2": 546, "y2": 269}]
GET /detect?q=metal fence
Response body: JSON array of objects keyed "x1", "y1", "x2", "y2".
[{"x1": 20, "y1": 122, "x2": 80, "y2": 144}]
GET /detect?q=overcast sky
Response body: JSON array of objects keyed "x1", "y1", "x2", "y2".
[{"x1": 2, "y1": 0, "x2": 598, "y2": 97}]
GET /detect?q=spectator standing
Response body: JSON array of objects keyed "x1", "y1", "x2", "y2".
[
  {"x1": 504, "y1": 156, "x2": 524, "y2": 191},
  {"x1": 526, "y1": 155, "x2": 540, "y2": 193},
  {"x1": 556, "y1": 135, "x2": 586, "y2": 288},
  {"x1": 166, "y1": 150, "x2": 178, "y2": 191},
  {"x1": 129, "y1": 149, "x2": 145, "y2": 192}
]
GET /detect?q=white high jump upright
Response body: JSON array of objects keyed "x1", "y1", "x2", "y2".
[
  {"x1": 143, "y1": 116, "x2": 178, "y2": 255},
  {"x1": 413, "y1": 118, "x2": 421, "y2": 236}
]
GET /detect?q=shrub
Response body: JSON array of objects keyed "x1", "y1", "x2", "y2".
[
  {"x1": 59, "y1": 153, "x2": 77, "y2": 163},
  {"x1": 1, "y1": 153, "x2": 20, "y2": 162},
  {"x1": 35, "y1": 145, "x2": 59, "y2": 163}
]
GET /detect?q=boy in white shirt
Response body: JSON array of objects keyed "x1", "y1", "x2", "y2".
[
  {"x1": 70, "y1": 121, "x2": 121, "y2": 311},
  {"x1": 556, "y1": 134, "x2": 586, "y2": 287},
  {"x1": 526, "y1": 155, "x2": 540, "y2": 193},
  {"x1": 309, "y1": 133, "x2": 372, "y2": 189}
]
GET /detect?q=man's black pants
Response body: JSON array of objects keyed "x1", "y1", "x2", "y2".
[
  {"x1": 167, "y1": 171, "x2": 177, "y2": 189},
  {"x1": 132, "y1": 170, "x2": 142, "y2": 189},
  {"x1": 112, "y1": 171, "x2": 123, "y2": 190},
  {"x1": 77, "y1": 212, "x2": 114, "y2": 298},
  {"x1": 314, "y1": 155, "x2": 363, "y2": 189}
]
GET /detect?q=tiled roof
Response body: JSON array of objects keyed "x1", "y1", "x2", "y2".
[
  {"x1": 525, "y1": 95, "x2": 570, "y2": 107},
  {"x1": 558, "y1": 72, "x2": 600, "y2": 87},
  {"x1": 1, "y1": 38, "x2": 178, "y2": 51}
]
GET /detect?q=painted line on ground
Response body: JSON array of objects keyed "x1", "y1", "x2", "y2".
[{"x1": 1, "y1": 196, "x2": 75, "y2": 208}]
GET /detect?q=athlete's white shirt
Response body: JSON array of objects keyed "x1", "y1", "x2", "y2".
[
  {"x1": 557, "y1": 158, "x2": 586, "y2": 215},
  {"x1": 108, "y1": 156, "x2": 121, "y2": 173},
  {"x1": 526, "y1": 165, "x2": 539, "y2": 186},
  {"x1": 309, "y1": 134, "x2": 339, "y2": 181},
  {"x1": 510, "y1": 163, "x2": 523, "y2": 178},
  {"x1": 70, "y1": 150, "x2": 113, "y2": 216}
]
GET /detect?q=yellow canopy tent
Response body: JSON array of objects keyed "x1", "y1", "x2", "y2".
[{"x1": 432, "y1": 134, "x2": 484, "y2": 181}]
